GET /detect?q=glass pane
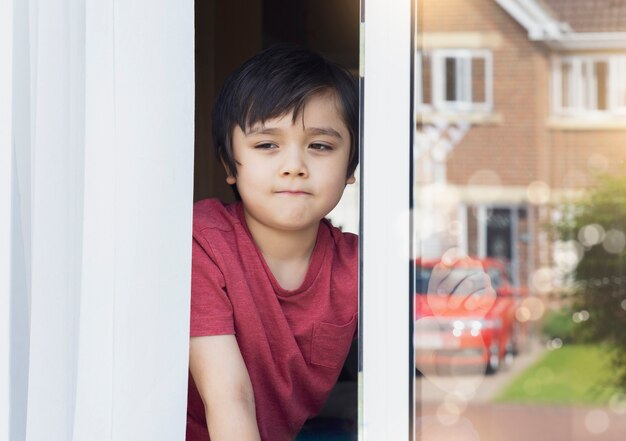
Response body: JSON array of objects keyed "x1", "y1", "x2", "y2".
[
  {"x1": 422, "y1": 53, "x2": 433, "y2": 105},
  {"x1": 620, "y1": 58, "x2": 626, "y2": 108},
  {"x1": 561, "y1": 62, "x2": 572, "y2": 109},
  {"x1": 595, "y1": 61, "x2": 609, "y2": 111},
  {"x1": 413, "y1": 1, "x2": 626, "y2": 440},
  {"x1": 582, "y1": 61, "x2": 592, "y2": 110},
  {"x1": 471, "y1": 57, "x2": 486, "y2": 104},
  {"x1": 445, "y1": 57, "x2": 457, "y2": 101}
]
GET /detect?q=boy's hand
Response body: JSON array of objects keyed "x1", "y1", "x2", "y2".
[
  {"x1": 426, "y1": 249, "x2": 496, "y2": 314},
  {"x1": 189, "y1": 335, "x2": 261, "y2": 441}
]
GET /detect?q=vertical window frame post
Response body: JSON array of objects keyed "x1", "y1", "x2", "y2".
[{"x1": 361, "y1": 0, "x2": 413, "y2": 439}]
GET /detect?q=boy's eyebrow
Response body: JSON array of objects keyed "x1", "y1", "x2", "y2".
[
  {"x1": 245, "y1": 126, "x2": 344, "y2": 139},
  {"x1": 245, "y1": 127, "x2": 281, "y2": 136},
  {"x1": 305, "y1": 127, "x2": 343, "y2": 139}
]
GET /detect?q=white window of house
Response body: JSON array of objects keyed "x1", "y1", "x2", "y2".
[
  {"x1": 553, "y1": 55, "x2": 626, "y2": 116},
  {"x1": 611, "y1": 56, "x2": 626, "y2": 112},
  {"x1": 425, "y1": 49, "x2": 493, "y2": 112}
]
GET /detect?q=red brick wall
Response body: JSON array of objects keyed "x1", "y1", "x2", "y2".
[
  {"x1": 421, "y1": 0, "x2": 551, "y2": 187},
  {"x1": 421, "y1": 0, "x2": 626, "y2": 193},
  {"x1": 548, "y1": 130, "x2": 626, "y2": 189}
]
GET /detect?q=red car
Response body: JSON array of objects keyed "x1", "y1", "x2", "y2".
[{"x1": 413, "y1": 258, "x2": 524, "y2": 375}]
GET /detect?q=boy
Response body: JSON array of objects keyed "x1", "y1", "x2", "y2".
[
  {"x1": 186, "y1": 44, "x2": 494, "y2": 441},
  {"x1": 186, "y1": 45, "x2": 360, "y2": 441}
]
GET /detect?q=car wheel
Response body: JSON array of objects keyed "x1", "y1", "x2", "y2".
[
  {"x1": 504, "y1": 341, "x2": 515, "y2": 367},
  {"x1": 485, "y1": 353, "x2": 500, "y2": 375},
  {"x1": 485, "y1": 342, "x2": 501, "y2": 375}
]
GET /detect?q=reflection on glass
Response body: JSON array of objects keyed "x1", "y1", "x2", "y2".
[{"x1": 412, "y1": 0, "x2": 626, "y2": 439}]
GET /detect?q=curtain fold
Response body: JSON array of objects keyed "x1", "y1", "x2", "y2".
[
  {"x1": 2, "y1": 1, "x2": 194, "y2": 440},
  {"x1": 1, "y1": 0, "x2": 15, "y2": 439}
]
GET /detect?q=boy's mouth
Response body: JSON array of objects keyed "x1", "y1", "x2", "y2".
[{"x1": 276, "y1": 190, "x2": 312, "y2": 196}]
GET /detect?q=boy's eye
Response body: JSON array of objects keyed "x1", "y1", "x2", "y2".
[
  {"x1": 255, "y1": 142, "x2": 278, "y2": 150},
  {"x1": 310, "y1": 143, "x2": 333, "y2": 151}
]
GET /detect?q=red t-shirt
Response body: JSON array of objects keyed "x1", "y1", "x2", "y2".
[{"x1": 186, "y1": 199, "x2": 358, "y2": 441}]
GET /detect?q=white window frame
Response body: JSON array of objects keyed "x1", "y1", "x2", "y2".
[
  {"x1": 552, "y1": 54, "x2": 626, "y2": 116},
  {"x1": 361, "y1": 0, "x2": 412, "y2": 440},
  {"x1": 429, "y1": 48, "x2": 493, "y2": 113}
]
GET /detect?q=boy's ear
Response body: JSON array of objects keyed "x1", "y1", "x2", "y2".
[
  {"x1": 346, "y1": 175, "x2": 356, "y2": 185},
  {"x1": 221, "y1": 158, "x2": 237, "y2": 185}
]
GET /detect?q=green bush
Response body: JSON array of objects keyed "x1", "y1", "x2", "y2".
[
  {"x1": 541, "y1": 308, "x2": 575, "y2": 343},
  {"x1": 541, "y1": 307, "x2": 594, "y2": 344},
  {"x1": 554, "y1": 172, "x2": 626, "y2": 391}
]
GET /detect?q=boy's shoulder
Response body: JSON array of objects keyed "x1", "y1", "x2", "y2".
[
  {"x1": 193, "y1": 198, "x2": 240, "y2": 234},
  {"x1": 322, "y1": 218, "x2": 358, "y2": 257}
]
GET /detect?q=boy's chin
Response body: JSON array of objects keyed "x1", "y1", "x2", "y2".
[{"x1": 271, "y1": 216, "x2": 324, "y2": 232}]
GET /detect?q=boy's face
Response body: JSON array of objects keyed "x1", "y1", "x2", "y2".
[{"x1": 228, "y1": 92, "x2": 355, "y2": 233}]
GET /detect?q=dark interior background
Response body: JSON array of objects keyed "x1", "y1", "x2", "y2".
[
  {"x1": 193, "y1": 1, "x2": 360, "y2": 439},
  {"x1": 194, "y1": 0, "x2": 359, "y2": 202}
]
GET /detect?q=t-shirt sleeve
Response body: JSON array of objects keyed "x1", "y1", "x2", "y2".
[{"x1": 190, "y1": 235, "x2": 235, "y2": 337}]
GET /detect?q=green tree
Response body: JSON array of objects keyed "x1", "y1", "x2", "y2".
[{"x1": 556, "y1": 173, "x2": 626, "y2": 390}]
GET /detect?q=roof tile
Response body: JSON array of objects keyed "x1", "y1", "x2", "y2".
[{"x1": 541, "y1": 0, "x2": 626, "y2": 32}]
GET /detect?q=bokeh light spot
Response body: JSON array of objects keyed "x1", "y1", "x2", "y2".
[
  {"x1": 526, "y1": 181, "x2": 551, "y2": 205},
  {"x1": 444, "y1": 392, "x2": 468, "y2": 415},
  {"x1": 531, "y1": 267, "x2": 554, "y2": 294},
  {"x1": 572, "y1": 310, "x2": 589, "y2": 323},
  {"x1": 584, "y1": 409, "x2": 609, "y2": 434},
  {"x1": 516, "y1": 306, "x2": 531, "y2": 322},
  {"x1": 553, "y1": 240, "x2": 584, "y2": 272},
  {"x1": 603, "y1": 229, "x2": 626, "y2": 254},
  {"x1": 519, "y1": 297, "x2": 545, "y2": 321},
  {"x1": 609, "y1": 393, "x2": 626, "y2": 415},
  {"x1": 436, "y1": 403, "x2": 460, "y2": 426},
  {"x1": 547, "y1": 338, "x2": 563, "y2": 350},
  {"x1": 578, "y1": 224, "x2": 605, "y2": 247},
  {"x1": 467, "y1": 170, "x2": 503, "y2": 200}
]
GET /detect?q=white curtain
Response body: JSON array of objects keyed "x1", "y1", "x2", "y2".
[{"x1": 1, "y1": 1, "x2": 195, "y2": 440}]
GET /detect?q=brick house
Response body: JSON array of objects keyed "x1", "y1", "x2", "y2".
[{"x1": 415, "y1": 0, "x2": 626, "y2": 292}]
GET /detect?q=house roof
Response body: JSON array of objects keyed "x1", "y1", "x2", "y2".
[
  {"x1": 495, "y1": 0, "x2": 626, "y2": 49},
  {"x1": 541, "y1": 0, "x2": 626, "y2": 32}
]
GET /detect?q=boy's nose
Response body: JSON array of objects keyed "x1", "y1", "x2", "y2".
[{"x1": 280, "y1": 149, "x2": 308, "y2": 177}]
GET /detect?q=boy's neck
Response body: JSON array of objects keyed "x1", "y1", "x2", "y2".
[
  {"x1": 242, "y1": 209, "x2": 320, "y2": 290},
  {"x1": 242, "y1": 209, "x2": 320, "y2": 262}
]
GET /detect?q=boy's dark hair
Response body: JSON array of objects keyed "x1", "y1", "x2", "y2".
[{"x1": 211, "y1": 44, "x2": 359, "y2": 183}]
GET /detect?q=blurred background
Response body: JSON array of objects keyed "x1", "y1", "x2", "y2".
[{"x1": 412, "y1": 1, "x2": 626, "y2": 440}]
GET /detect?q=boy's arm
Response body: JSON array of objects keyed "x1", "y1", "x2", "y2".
[{"x1": 189, "y1": 335, "x2": 261, "y2": 441}]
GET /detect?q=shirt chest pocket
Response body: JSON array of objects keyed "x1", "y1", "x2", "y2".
[{"x1": 310, "y1": 313, "x2": 358, "y2": 369}]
